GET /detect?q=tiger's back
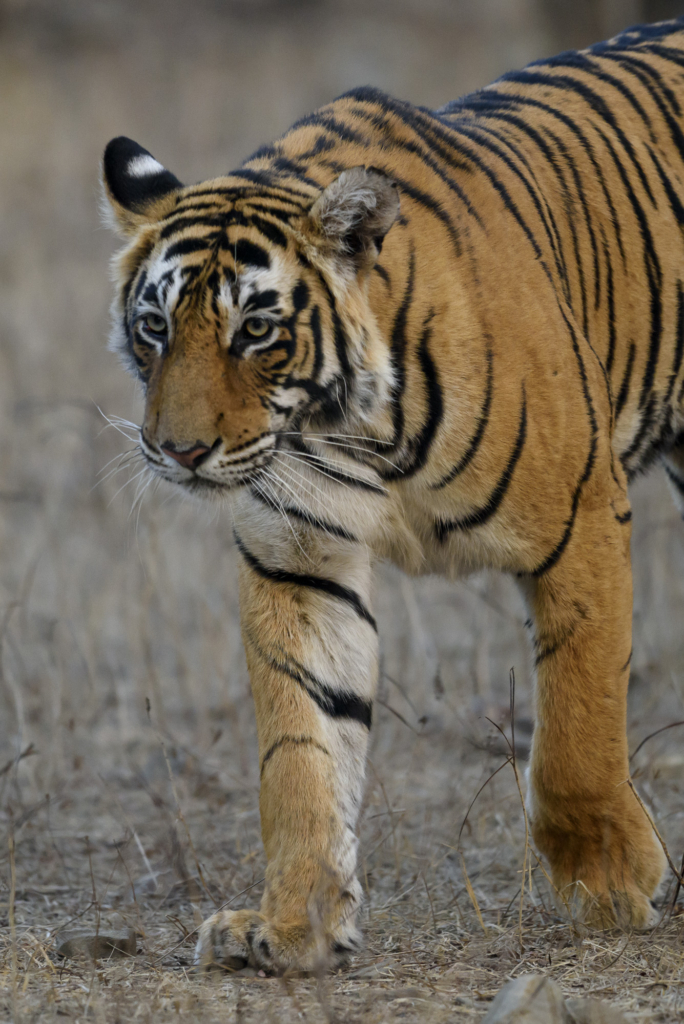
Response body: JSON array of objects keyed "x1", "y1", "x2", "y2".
[
  {"x1": 102, "y1": 19, "x2": 684, "y2": 974},
  {"x1": 238, "y1": 18, "x2": 684, "y2": 487}
]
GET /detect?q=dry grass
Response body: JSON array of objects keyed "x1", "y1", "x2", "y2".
[{"x1": 0, "y1": 2, "x2": 683, "y2": 1020}]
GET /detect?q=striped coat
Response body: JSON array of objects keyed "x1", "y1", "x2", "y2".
[{"x1": 102, "y1": 18, "x2": 684, "y2": 972}]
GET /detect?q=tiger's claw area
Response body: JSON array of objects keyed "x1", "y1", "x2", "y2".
[{"x1": 194, "y1": 908, "x2": 361, "y2": 975}]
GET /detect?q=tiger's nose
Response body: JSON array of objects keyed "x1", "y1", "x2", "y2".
[{"x1": 161, "y1": 442, "x2": 212, "y2": 470}]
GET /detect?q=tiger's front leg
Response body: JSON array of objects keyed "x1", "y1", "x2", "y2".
[
  {"x1": 195, "y1": 528, "x2": 377, "y2": 974},
  {"x1": 526, "y1": 481, "x2": 665, "y2": 928}
]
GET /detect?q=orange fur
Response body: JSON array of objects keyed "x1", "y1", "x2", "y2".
[{"x1": 102, "y1": 20, "x2": 684, "y2": 971}]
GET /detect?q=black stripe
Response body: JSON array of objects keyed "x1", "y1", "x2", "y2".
[
  {"x1": 261, "y1": 736, "x2": 330, "y2": 774},
  {"x1": 536, "y1": 121, "x2": 601, "y2": 327},
  {"x1": 528, "y1": 306, "x2": 598, "y2": 577},
  {"x1": 451, "y1": 91, "x2": 626, "y2": 266},
  {"x1": 387, "y1": 251, "x2": 416, "y2": 451},
  {"x1": 534, "y1": 619, "x2": 580, "y2": 666},
  {"x1": 381, "y1": 311, "x2": 443, "y2": 480},
  {"x1": 287, "y1": 109, "x2": 369, "y2": 147},
  {"x1": 447, "y1": 126, "x2": 545, "y2": 267},
  {"x1": 436, "y1": 387, "x2": 526, "y2": 541},
  {"x1": 668, "y1": 282, "x2": 684, "y2": 402},
  {"x1": 250, "y1": 485, "x2": 357, "y2": 541},
  {"x1": 468, "y1": 117, "x2": 570, "y2": 302},
  {"x1": 592, "y1": 123, "x2": 662, "y2": 411},
  {"x1": 309, "y1": 304, "x2": 324, "y2": 381},
  {"x1": 456, "y1": 121, "x2": 571, "y2": 302},
  {"x1": 245, "y1": 630, "x2": 373, "y2": 729},
  {"x1": 164, "y1": 200, "x2": 223, "y2": 216},
  {"x1": 345, "y1": 89, "x2": 481, "y2": 232},
  {"x1": 249, "y1": 214, "x2": 288, "y2": 248},
  {"x1": 620, "y1": 395, "x2": 657, "y2": 469},
  {"x1": 625, "y1": 284, "x2": 684, "y2": 468},
  {"x1": 245, "y1": 202, "x2": 297, "y2": 224},
  {"x1": 601, "y1": 52, "x2": 684, "y2": 163},
  {"x1": 228, "y1": 168, "x2": 313, "y2": 199},
  {"x1": 379, "y1": 171, "x2": 465, "y2": 260},
  {"x1": 615, "y1": 342, "x2": 637, "y2": 419},
  {"x1": 502, "y1": 66, "x2": 657, "y2": 206},
  {"x1": 647, "y1": 144, "x2": 684, "y2": 226},
  {"x1": 292, "y1": 281, "x2": 310, "y2": 313},
  {"x1": 315, "y1": 272, "x2": 353, "y2": 383},
  {"x1": 665, "y1": 462, "x2": 684, "y2": 496},
  {"x1": 373, "y1": 264, "x2": 391, "y2": 288},
  {"x1": 285, "y1": 433, "x2": 386, "y2": 493},
  {"x1": 555, "y1": 52, "x2": 656, "y2": 141},
  {"x1": 639, "y1": 41, "x2": 684, "y2": 73},
  {"x1": 432, "y1": 347, "x2": 493, "y2": 489},
  {"x1": 163, "y1": 236, "x2": 215, "y2": 260},
  {"x1": 235, "y1": 533, "x2": 377, "y2": 630},
  {"x1": 603, "y1": 229, "x2": 617, "y2": 377},
  {"x1": 244, "y1": 289, "x2": 279, "y2": 313},
  {"x1": 159, "y1": 214, "x2": 222, "y2": 239},
  {"x1": 232, "y1": 238, "x2": 270, "y2": 269}
]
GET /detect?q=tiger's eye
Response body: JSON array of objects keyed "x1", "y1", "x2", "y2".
[
  {"x1": 142, "y1": 313, "x2": 167, "y2": 335},
  {"x1": 244, "y1": 317, "x2": 270, "y2": 339}
]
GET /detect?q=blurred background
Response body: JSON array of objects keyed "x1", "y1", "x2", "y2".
[{"x1": 0, "y1": 1, "x2": 683, "y2": 1017}]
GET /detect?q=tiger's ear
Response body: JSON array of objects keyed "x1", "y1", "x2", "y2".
[
  {"x1": 101, "y1": 137, "x2": 183, "y2": 237},
  {"x1": 306, "y1": 166, "x2": 400, "y2": 270}
]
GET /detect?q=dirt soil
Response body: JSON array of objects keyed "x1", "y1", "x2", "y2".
[{"x1": 0, "y1": 2, "x2": 682, "y2": 1021}]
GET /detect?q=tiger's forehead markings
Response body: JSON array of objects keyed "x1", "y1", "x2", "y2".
[
  {"x1": 160, "y1": 190, "x2": 302, "y2": 238},
  {"x1": 215, "y1": 248, "x2": 295, "y2": 320},
  {"x1": 131, "y1": 201, "x2": 303, "y2": 327}
]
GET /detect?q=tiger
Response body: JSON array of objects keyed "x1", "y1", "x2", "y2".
[{"x1": 100, "y1": 16, "x2": 684, "y2": 974}]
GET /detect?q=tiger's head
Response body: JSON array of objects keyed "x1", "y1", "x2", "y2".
[{"x1": 102, "y1": 137, "x2": 400, "y2": 496}]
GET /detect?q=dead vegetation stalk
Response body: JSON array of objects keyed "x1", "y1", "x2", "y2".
[{"x1": 626, "y1": 778, "x2": 684, "y2": 885}]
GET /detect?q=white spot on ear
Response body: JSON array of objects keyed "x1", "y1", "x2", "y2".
[{"x1": 127, "y1": 154, "x2": 166, "y2": 178}]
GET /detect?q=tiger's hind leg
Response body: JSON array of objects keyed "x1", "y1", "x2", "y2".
[{"x1": 526, "y1": 469, "x2": 665, "y2": 929}]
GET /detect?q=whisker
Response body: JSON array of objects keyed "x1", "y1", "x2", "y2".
[
  {"x1": 275, "y1": 448, "x2": 384, "y2": 494},
  {"x1": 254, "y1": 475, "x2": 313, "y2": 564},
  {"x1": 300, "y1": 437, "x2": 399, "y2": 470},
  {"x1": 267, "y1": 466, "x2": 346, "y2": 544},
  {"x1": 107, "y1": 466, "x2": 149, "y2": 507},
  {"x1": 91, "y1": 451, "x2": 145, "y2": 492},
  {"x1": 98, "y1": 446, "x2": 139, "y2": 475},
  {"x1": 270, "y1": 452, "x2": 330, "y2": 495},
  {"x1": 268, "y1": 459, "x2": 347, "y2": 527},
  {"x1": 103, "y1": 449, "x2": 144, "y2": 474},
  {"x1": 95, "y1": 406, "x2": 141, "y2": 442},
  {"x1": 129, "y1": 474, "x2": 152, "y2": 522},
  {"x1": 107, "y1": 415, "x2": 140, "y2": 430},
  {"x1": 264, "y1": 449, "x2": 348, "y2": 507},
  {"x1": 278, "y1": 431, "x2": 393, "y2": 447}
]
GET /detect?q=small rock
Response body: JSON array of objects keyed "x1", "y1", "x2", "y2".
[
  {"x1": 567, "y1": 997, "x2": 629, "y2": 1023},
  {"x1": 57, "y1": 931, "x2": 137, "y2": 961},
  {"x1": 481, "y1": 977, "x2": 630, "y2": 1024},
  {"x1": 482, "y1": 976, "x2": 570, "y2": 1022}
]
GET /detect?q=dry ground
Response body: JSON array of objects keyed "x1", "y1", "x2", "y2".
[{"x1": 0, "y1": 2, "x2": 682, "y2": 1021}]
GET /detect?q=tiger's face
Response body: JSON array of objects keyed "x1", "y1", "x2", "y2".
[{"x1": 103, "y1": 138, "x2": 400, "y2": 497}]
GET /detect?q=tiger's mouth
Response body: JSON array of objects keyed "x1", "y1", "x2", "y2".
[{"x1": 141, "y1": 432, "x2": 278, "y2": 495}]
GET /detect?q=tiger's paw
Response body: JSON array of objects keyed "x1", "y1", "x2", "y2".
[
  {"x1": 194, "y1": 907, "x2": 362, "y2": 975},
  {"x1": 531, "y1": 791, "x2": 666, "y2": 931}
]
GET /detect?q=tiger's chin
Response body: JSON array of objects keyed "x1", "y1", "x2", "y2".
[{"x1": 152, "y1": 469, "x2": 255, "y2": 500}]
